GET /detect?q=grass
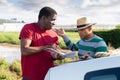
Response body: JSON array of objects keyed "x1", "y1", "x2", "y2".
[
  {"x1": 59, "y1": 31, "x2": 80, "y2": 48},
  {"x1": 0, "y1": 31, "x2": 80, "y2": 48},
  {"x1": 0, "y1": 31, "x2": 118, "y2": 50},
  {"x1": 0, "y1": 58, "x2": 22, "y2": 80},
  {"x1": 0, "y1": 32, "x2": 20, "y2": 44}
]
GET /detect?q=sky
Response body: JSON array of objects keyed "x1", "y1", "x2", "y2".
[{"x1": 0, "y1": 0, "x2": 120, "y2": 25}]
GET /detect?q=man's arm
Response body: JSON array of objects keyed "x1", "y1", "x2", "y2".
[
  {"x1": 54, "y1": 28, "x2": 78, "y2": 51},
  {"x1": 20, "y1": 39, "x2": 52, "y2": 56}
]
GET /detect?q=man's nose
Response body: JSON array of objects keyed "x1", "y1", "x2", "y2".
[{"x1": 52, "y1": 22, "x2": 55, "y2": 25}]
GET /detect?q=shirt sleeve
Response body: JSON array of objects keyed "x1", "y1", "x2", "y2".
[
  {"x1": 62, "y1": 34, "x2": 78, "y2": 51},
  {"x1": 95, "y1": 41, "x2": 108, "y2": 52},
  {"x1": 19, "y1": 24, "x2": 33, "y2": 40}
]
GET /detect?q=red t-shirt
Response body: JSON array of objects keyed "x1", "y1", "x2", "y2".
[{"x1": 19, "y1": 23, "x2": 59, "y2": 80}]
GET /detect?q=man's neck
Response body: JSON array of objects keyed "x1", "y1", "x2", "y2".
[{"x1": 37, "y1": 21, "x2": 44, "y2": 30}]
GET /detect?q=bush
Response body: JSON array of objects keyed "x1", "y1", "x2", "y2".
[
  {"x1": 0, "y1": 59, "x2": 22, "y2": 80},
  {"x1": 94, "y1": 29, "x2": 120, "y2": 48},
  {"x1": 0, "y1": 71, "x2": 16, "y2": 80},
  {"x1": 116, "y1": 24, "x2": 120, "y2": 29},
  {"x1": 54, "y1": 58, "x2": 74, "y2": 66},
  {"x1": 0, "y1": 58, "x2": 9, "y2": 70},
  {"x1": 9, "y1": 60, "x2": 22, "y2": 76}
]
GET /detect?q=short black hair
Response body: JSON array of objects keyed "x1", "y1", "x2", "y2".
[{"x1": 38, "y1": 6, "x2": 57, "y2": 20}]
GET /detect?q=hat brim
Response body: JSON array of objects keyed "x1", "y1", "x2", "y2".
[{"x1": 77, "y1": 23, "x2": 96, "y2": 30}]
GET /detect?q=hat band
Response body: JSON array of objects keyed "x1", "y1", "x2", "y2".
[{"x1": 77, "y1": 24, "x2": 88, "y2": 28}]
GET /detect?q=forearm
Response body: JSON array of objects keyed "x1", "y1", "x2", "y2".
[
  {"x1": 62, "y1": 34, "x2": 70, "y2": 43},
  {"x1": 62, "y1": 35, "x2": 78, "y2": 51},
  {"x1": 21, "y1": 45, "x2": 50, "y2": 56}
]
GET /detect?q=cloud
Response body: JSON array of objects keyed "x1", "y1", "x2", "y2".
[
  {"x1": 69, "y1": 0, "x2": 120, "y2": 25},
  {"x1": 0, "y1": 0, "x2": 120, "y2": 25},
  {"x1": 11, "y1": 0, "x2": 70, "y2": 11},
  {"x1": 0, "y1": 0, "x2": 10, "y2": 8},
  {"x1": 80, "y1": 0, "x2": 120, "y2": 8},
  {"x1": 0, "y1": 0, "x2": 38, "y2": 22}
]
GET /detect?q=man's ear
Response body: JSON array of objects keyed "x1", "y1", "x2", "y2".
[
  {"x1": 89, "y1": 26, "x2": 92, "y2": 31},
  {"x1": 41, "y1": 16, "x2": 46, "y2": 20}
]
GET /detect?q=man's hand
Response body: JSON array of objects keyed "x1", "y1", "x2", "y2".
[
  {"x1": 55, "y1": 53, "x2": 64, "y2": 60},
  {"x1": 44, "y1": 44, "x2": 64, "y2": 60},
  {"x1": 79, "y1": 52, "x2": 90, "y2": 60},
  {"x1": 53, "y1": 28, "x2": 65, "y2": 37}
]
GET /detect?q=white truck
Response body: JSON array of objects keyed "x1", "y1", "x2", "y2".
[{"x1": 45, "y1": 56, "x2": 120, "y2": 80}]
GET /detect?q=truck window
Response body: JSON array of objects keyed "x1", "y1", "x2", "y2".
[
  {"x1": 90, "y1": 75, "x2": 117, "y2": 80},
  {"x1": 84, "y1": 67, "x2": 120, "y2": 80}
]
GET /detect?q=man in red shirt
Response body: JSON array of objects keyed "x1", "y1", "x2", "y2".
[{"x1": 19, "y1": 6, "x2": 61, "y2": 80}]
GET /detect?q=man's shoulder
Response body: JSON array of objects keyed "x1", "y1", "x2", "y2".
[
  {"x1": 24, "y1": 23, "x2": 36, "y2": 27},
  {"x1": 22, "y1": 23, "x2": 37, "y2": 30},
  {"x1": 94, "y1": 35, "x2": 104, "y2": 40},
  {"x1": 90, "y1": 35, "x2": 104, "y2": 42}
]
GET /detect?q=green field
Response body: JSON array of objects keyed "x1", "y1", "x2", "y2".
[
  {"x1": 59, "y1": 32, "x2": 79, "y2": 48},
  {"x1": 0, "y1": 32, "x2": 20, "y2": 44},
  {"x1": 0, "y1": 31, "x2": 79, "y2": 48}
]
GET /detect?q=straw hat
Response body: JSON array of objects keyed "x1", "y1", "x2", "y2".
[{"x1": 77, "y1": 17, "x2": 96, "y2": 29}]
